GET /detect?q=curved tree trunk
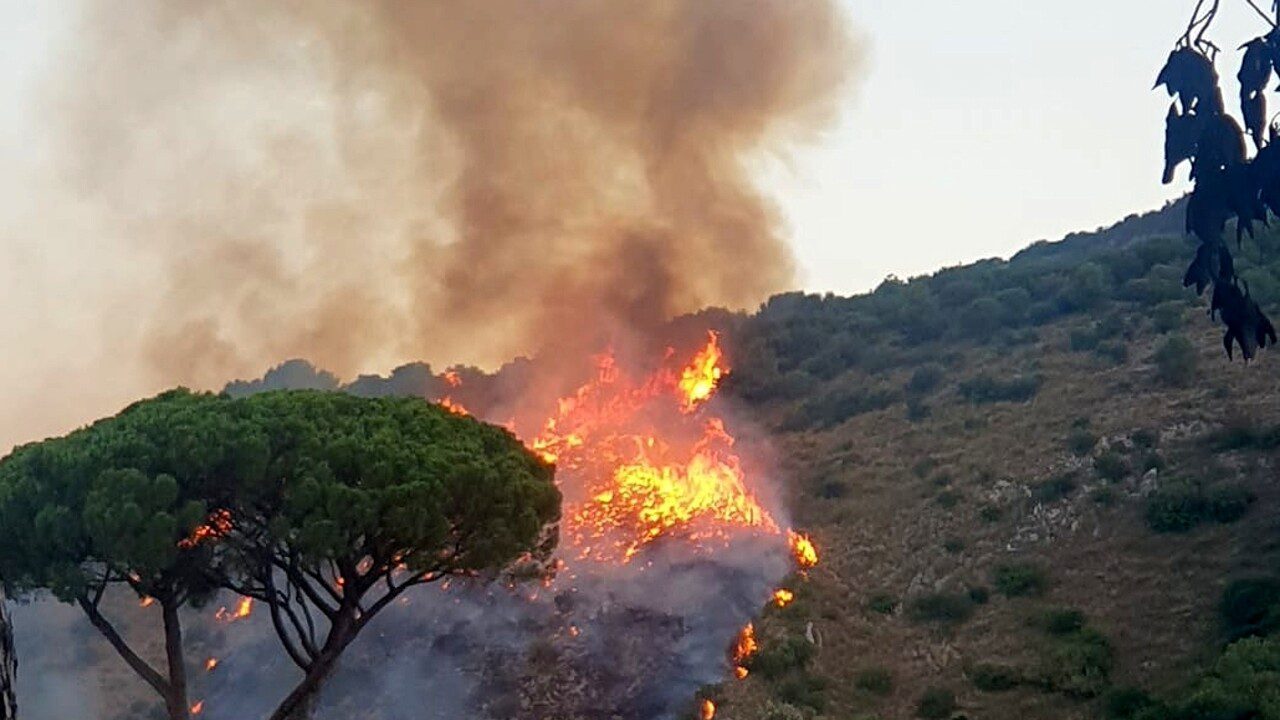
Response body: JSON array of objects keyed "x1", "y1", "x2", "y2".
[{"x1": 0, "y1": 588, "x2": 16, "y2": 720}]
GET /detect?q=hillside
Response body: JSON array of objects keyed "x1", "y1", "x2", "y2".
[{"x1": 702, "y1": 200, "x2": 1280, "y2": 720}]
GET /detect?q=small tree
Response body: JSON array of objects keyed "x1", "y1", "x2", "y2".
[
  {"x1": 0, "y1": 587, "x2": 14, "y2": 720},
  {"x1": 1153, "y1": 335, "x2": 1198, "y2": 387},
  {"x1": 0, "y1": 389, "x2": 559, "y2": 720}
]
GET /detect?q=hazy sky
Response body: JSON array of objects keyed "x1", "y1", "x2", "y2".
[{"x1": 780, "y1": 0, "x2": 1263, "y2": 294}]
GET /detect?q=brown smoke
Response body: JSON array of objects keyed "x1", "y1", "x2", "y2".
[{"x1": 3, "y1": 0, "x2": 856, "y2": 449}]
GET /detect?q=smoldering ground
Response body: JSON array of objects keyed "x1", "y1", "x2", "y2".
[{"x1": 0, "y1": 0, "x2": 858, "y2": 452}]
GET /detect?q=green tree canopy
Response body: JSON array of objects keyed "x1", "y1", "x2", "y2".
[{"x1": 0, "y1": 389, "x2": 559, "y2": 720}]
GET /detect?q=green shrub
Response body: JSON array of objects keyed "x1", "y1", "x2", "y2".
[
  {"x1": 762, "y1": 702, "x2": 806, "y2": 720},
  {"x1": 1220, "y1": 577, "x2": 1280, "y2": 640},
  {"x1": 1139, "y1": 451, "x2": 1166, "y2": 474},
  {"x1": 868, "y1": 593, "x2": 898, "y2": 615},
  {"x1": 1103, "y1": 687, "x2": 1157, "y2": 719},
  {"x1": 905, "y1": 397, "x2": 932, "y2": 422},
  {"x1": 1037, "y1": 628, "x2": 1113, "y2": 698},
  {"x1": 1152, "y1": 335, "x2": 1197, "y2": 387},
  {"x1": 916, "y1": 687, "x2": 957, "y2": 719},
  {"x1": 1032, "y1": 474, "x2": 1077, "y2": 503},
  {"x1": 943, "y1": 537, "x2": 965, "y2": 554},
  {"x1": 1094, "y1": 451, "x2": 1131, "y2": 482},
  {"x1": 967, "y1": 586, "x2": 991, "y2": 605},
  {"x1": 979, "y1": 505, "x2": 1003, "y2": 523},
  {"x1": 785, "y1": 386, "x2": 900, "y2": 430},
  {"x1": 935, "y1": 490, "x2": 962, "y2": 509},
  {"x1": 1206, "y1": 418, "x2": 1280, "y2": 452},
  {"x1": 818, "y1": 478, "x2": 849, "y2": 499},
  {"x1": 970, "y1": 663, "x2": 1021, "y2": 692},
  {"x1": 1131, "y1": 428, "x2": 1160, "y2": 449},
  {"x1": 1037, "y1": 608, "x2": 1087, "y2": 636},
  {"x1": 1146, "y1": 483, "x2": 1254, "y2": 533},
  {"x1": 1067, "y1": 428, "x2": 1099, "y2": 455},
  {"x1": 993, "y1": 562, "x2": 1049, "y2": 598},
  {"x1": 1151, "y1": 301, "x2": 1185, "y2": 333},
  {"x1": 908, "y1": 593, "x2": 975, "y2": 625},
  {"x1": 1070, "y1": 327, "x2": 1101, "y2": 352},
  {"x1": 778, "y1": 673, "x2": 827, "y2": 712},
  {"x1": 746, "y1": 636, "x2": 814, "y2": 680},
  {"x1": 959, "y1": 373, "x2": 1042, "y2": 404},
  {"x1": 1091, "y1": 487, "x2": 1117, "y2": 507},
  {"x1": 907, "y1": 363, "x2": 947, "y2": 395},
  {"x1": 855, "y1": 666, "x2": 895, "y2": 696},
  {"x1": 1095, "y1": 340, "x2": 1130, "y2": 365}
]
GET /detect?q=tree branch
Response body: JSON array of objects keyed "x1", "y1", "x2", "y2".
[{"x1": 76, "y1": 595, "x2": 169, "y2": 697}]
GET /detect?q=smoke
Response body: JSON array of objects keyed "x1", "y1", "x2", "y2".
[{"x1": 0, "y1": 0, "x2": 856, "y2": 451}]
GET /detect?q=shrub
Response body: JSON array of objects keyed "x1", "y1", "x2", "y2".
[
  {"x1": 916, "y1": 688, "x2": 957, "y2": 719},
  {"x1": 979, "y1": 505, "x2": 1003, "y2": 523},
  {"x1": 855, "y1": 666, "x2": 895, "y2": 696},
  {"x1": 935, "y1": 490, "x2": 962, "y2": 509},
  {"x1": 1220, "y1": 578, "x2": 1280, "y2": 640},
  {"x1": 1206, "y1": 418, "x2": 1280, "y2": 452},
  {"x1": 967, "y1": 586, "x2": 991, "y2": 605},
  {"x1": 785, "y1": 386, "x2": 899, "y2": 430},
  {"x1": 970, "y1": 663, "x2": 1021, "y2": 692},
  {"x1": 905, "y1": 397, "x2": 932, "y2": 422},
  {"x1": 1131, "y1": 428, "x2": 1160, "y2": 449},
  {"x1": 943, "y1": 538, "x2": 965, "y2": 554},
  {"x1": 1067, "y1": 428, "x2": 1099, "y2": 455},
  {"x1": 1138, "y1": 451, "x2": 1166, "y2": 474},
  {"x1": 778, "y1": 673, "x2": 827, "y2": 712},
  {"x1": 746, "y1": 636, "x2": 814, "y2": 680},
  {"x1": 993, "y1": 562, "x2": 1049, "y2": 598},
  {"x1": 1152, "y1": 335, "x2": 1197, "y2": 387},
  {"x1": 908, "y1": 592, "x2": 975, "y2": 625},
  {"x1": 1032, "y1": 474, "x2": 1077, "y2": 503},
  {"x1": 1038, "y1": 608, "x2": 1087, "y2": 636},
  {"x1": 1146, "y1": 483, "x2": 1254, "y2": 533},
  {"x1": 1095, "y1": 340, "x2": 1130, "y2": 365},
  {"x1": 818, "y1": 478, "x2": 849, "y2": 499},
  {"x1": 868, "y1": 593, "x2": 898, "y2": 615},
  {"x1": 762, "y1": 702, "x2": 806, "y2": 720},
  {"x1": 959, "y1": 373, "x2": 1042, "y2": 404},
  {"x1": 907, "y1": 363, "x2": 947, "y2": 395},
  {"x1": 1091, "y1": 487, "x2": 1117, "y2": 507},
  {"x1": 1038, "y1": 628, "x2": 1113, "y2": 698},
  {"x1": 1151, "y1": 301, "x2": 1185, "y2": 333},
  {"x1": 1094, "y1": 451, "x2": 1131, "y2": 482},
  {"x1": 1070, "y1": 327, "x2": 1101, "y2": 352},
  {"x1": 1103, "y1": 687, "x2": 1157, "y2": 720}
]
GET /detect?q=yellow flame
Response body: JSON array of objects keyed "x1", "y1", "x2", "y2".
[
  {"x1": 190, "y1": 700, "x2": 204, "y2": 715},
  {"x1": 731, "y1": 622, "x2": 758, "y2": 678},
  {"x1": 701, "y1": 699, "x2": 716, "y2": 719},
  {"x1": 773, "y1": 588, "x2": 795, "y2": 608},
  {"x1": 677, "y1": 331, "x2": 725, "y2": 413},
  {"x1": 204, "y1": 657, "x2": 218, "y2": 672},
  {"x1": 788, "y1": 531, "x2": 818, "y2": 569}
]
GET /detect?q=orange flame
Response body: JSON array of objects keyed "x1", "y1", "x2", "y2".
[
  {"x1": 215, "y1": 597, "x2": 253, "y2": 623},
  {"x1": 190, "y1": 700, "x2": 204, "y2": 715},
  {"x1": 678, "y1": 332, "x2": 725, "y2": 413},
  {"x1": 204, "y1": 657, "x2": 218, "y2": 672},
  {"x1": 138, "y1": 596, "x2": 155, "y2": 608},
  {"x1": 439, "y1": 396, "x2": 470, "y2": 416},
  {"x1": 177, "y1": 509, "x2": 232, "y2": 550},
  {"x1": 788, "y1": 531, "x2": 818, "y2": 570},
  {"x1": 731, "y1": 623, "x2": 758, "y2": 679},
  {"x1": 701, "y1": 699, "x2": 716, "y2": 719},
  {"x1": 772, "y1": 589, "x2": 794, "y2": 608}
]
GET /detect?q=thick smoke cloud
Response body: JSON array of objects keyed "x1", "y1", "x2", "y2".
[{"x1": 0, "y1": 0, "x2": 855, "y2": 451}]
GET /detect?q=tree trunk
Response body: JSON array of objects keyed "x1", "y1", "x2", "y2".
[
  {"x1": 161, "y1": 603, "x2": 189, "y2": 720},
  {"x1": 267, "y1": 612, "x2": 357, "y2": 720},
  {"x1": 0, "y1": 588, "x2": 16, "y2": 720}
]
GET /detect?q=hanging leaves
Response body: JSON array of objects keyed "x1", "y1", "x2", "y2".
[{"x1": 1156, "y1": 4, "x2": 1279, "y2": 361}]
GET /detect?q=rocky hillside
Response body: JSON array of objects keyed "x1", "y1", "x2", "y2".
[{"x1": 699, "y1": 201, "x2": 1280, "y2": 720}]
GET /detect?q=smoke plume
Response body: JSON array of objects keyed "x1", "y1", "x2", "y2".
[{"x1": 0, "y1": 0, "x2": 855, "y2": 451}]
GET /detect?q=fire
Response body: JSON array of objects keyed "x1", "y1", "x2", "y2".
[
  {"x1": 138, "y1": 596, "x2": 154, "y2": 608},
  {"x1": 788, "y1": 531, "x2": 818, "y2": 569},
  {"x1": 215, "y1": 597, "x2": 253, "y2": 623},
  {"x1": 678, "y1": 332, "x2": 725, "y2": 413},
  {"x1": 205, "y1": 657, "x2": 218, "y2": 672},
  {"x1": 700, "y1": 699, "x2": 716, "y2": 719},
  {"x1": 190, "y1": 701, "x2": 204, "y2": 715},
  {"x1": 177, "y1": 509, "x2": 233, "y2": 550},
  {"x1": 439, "y1": 370, "x2": 470, "y2": 416},
  {"x1": 772, "y1": 589, "x2": 794, "y2": 608},
  {"x1": 731, "y1": 623, "x2": 758, "y2": 678}
]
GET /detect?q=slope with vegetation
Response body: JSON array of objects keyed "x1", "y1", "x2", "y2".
[{"x1": 702, "y1": 199, "x2": 1280, "y2": 720}]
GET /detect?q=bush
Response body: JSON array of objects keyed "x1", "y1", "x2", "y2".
[
  {"x1": 935, "y1": 490, "x2": 962, "y2": 509},
  {"x1": 855, "y1": 666, "x2": 895, "y2": 696},
  {"x1": 1067, "y1": 428, "x2": 1099, "y2": 455},
  {"x1": 1095, "y1": 340, "x2": 1130, "y2": 365},
  {"x1": 1151, "y1": 301, "x2": 1185, "y2": 333},
  {"x1": 1220, "y1": 578, "x2": 1280, "y2": 640},
  {"x1": 916, "y1": 688, "x2": 957, "y2": 719},
  {"x1": 970, "y1": 663, "x2": 1021, "y2": 692},
  {"x1": 1070, "y1": 327, "x2": 1101, "y2": 352},
  {"x1": 1103, "y1": 687, "x2": 1157, "y2": 719},
  {"x1": 943, "y1": 538, "x2": 965, "y2": 554},
  {"x1": 1038, "y1": 628, "x2": 1113, "y2": 698},
  {"x1": 1131, "y1": 428, "x2": 1160, "y2": 449},
  {"x1": 1206, "y1": 418, "x2": 1280, "y2": 452},
  {"x1": 746, "y1": 636, "x2": 814, "y2": 680},
  {"x1": 778, "y1": 673, "x2": 827, "y2": 712},
  {"x1": 993, "y1": 562, "x2": 1049, "y2": 598},
  {"x1": 1146, "y1": 483, "x2": 1255, "y2": 533},
  {"x1": 905, "y1": 396, "x2": 932, "y2": 423},
  {"x1": 908, "y1": 592, "x2": 975, "y2": 625},
  {"x1": 979, "y1": 505, "x2": 1003, "y2": 523},
  {"x1": 1037, "y1": 608, "x2": 1087, "y2": 636},
  {"x1": 818, "y1": 478, "x2": 849, "y2": 499},
  {"x1": 1032, "y1": 474, "x2": 1077, "y2": 503},
  {"x1": 762, "y1": 702, "x2": 806, "y2": 720},
  {"x1": 907, "y1": 363, "x2": 947, "y2": 395},
  {"x1": 959, "y1": 373, "x2": 1042, "y2": 404},
  {"x1": 1091, "y1": 487, "x2": 1118, "y2": 507},
  {"x1": 785, "y1": 386, "x2": 899, "y2": 430},
  {"x1": 967, "y1": 586, "x2": 991, "y2": 605},
  {"x1": 1152, "y1": 335, "x2": 1198, "y2": 387},
  {"x1": 868, "y1": 593, "x2": 898, "y2": 615},
  {"x1": 1094, "y1": 451, "x2": 1131, "y2": 482}
]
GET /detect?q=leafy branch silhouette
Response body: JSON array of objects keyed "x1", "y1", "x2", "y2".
[{"x1": 1158, "y1": 0, "x2": 1280, "y2": 359}]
